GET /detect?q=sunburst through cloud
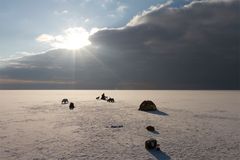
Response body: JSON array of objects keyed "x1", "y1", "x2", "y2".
[{"x1": 36, "y1": 27, "x2": 91, "y2": 50}]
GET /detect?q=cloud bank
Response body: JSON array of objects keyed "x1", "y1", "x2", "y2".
[{"x1": 0, "y1": 0, "x2": 239, "y2": 89}]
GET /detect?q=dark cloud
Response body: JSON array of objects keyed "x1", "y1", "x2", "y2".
[{"x1": 0, "y1": 0, "x2": 239, "y2": 89}]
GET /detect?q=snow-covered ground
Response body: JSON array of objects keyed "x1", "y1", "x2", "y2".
[{"x1": 0, "y1": 90, "x2": 239, "y2": 160}]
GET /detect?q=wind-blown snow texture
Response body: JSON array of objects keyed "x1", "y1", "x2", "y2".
[{"x1": 0, "y1": 90, "x2": 239, "y2": 160}]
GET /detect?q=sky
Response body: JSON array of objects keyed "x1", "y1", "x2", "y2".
[
  {"x1": 0, "y1": 0, "x2": 168, "y2": 58},
  {"x1": 0, "y1": 0, "x2": 239, "y2": 89}
]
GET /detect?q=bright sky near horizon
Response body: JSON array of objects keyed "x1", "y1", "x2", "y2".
[{"x1": 0, "y1": 0, "x2": 171, "y2": 58}]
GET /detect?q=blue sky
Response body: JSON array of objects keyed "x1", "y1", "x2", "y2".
[{"x1": 0, "y1": 0, "x2": 171, "y2": 58}]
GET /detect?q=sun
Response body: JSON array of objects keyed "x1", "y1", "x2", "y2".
[
  {"x1": 54, "y1": 27, "x2": 91, "y2": 50},
  {"x1": 61, "y1": 28, "x2": 91, "y2": 50},
  {"x1": 36, "y1": 27, "x2": 93, "y2": 50}
]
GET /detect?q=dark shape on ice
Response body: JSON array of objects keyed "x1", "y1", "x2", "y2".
[
  {"x1": 69, "y1": 102, "x2": 75, "y2": 110},
  {"x1": 61, "y1": 98, "x2": 69, "y2": 104},
  {"x1": 145, "y1": 138, "x2": 157, "y2": 150},
  {"x1": 111, "y1": 125, "x2": 123, "y2": 128},
  {"x1": 101, "y1": 93, "x2": 106, "y2": 100},
  {"x1": 139, "y1": 100, "x2": 168, "y2": 116},
  {"x1": 97, "y1": 93, "x2": 115, "y2": 102},
  {"x1": 146, "y1": 126, "x2": 155, "y2": 132},
  {"x1": 107, "y1": 98, "x2": 115, "y2": 103},
  {"x1": 139, "y1": 100, "x2": 157, "y2": 111}
]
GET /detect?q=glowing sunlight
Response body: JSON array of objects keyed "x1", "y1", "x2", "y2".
[{"x1": 37, "y1": 27, "x2": 91, "y2": 50}]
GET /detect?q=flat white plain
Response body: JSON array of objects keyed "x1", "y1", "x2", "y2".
[{"x1": 0, "y1": 90, "x2": 239, "y2": 160}]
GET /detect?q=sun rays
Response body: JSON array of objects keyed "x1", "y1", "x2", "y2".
[{"x1": 36, "y1": 27, "x2": 91, "y2": 50}]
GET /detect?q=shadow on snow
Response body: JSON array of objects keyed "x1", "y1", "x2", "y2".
[
  {"x1": 148, "y1": 150, "x2": 171, "y2": 160},
  {"x1": 143, "y1": 109, "x2": 169, "y2": 116}
]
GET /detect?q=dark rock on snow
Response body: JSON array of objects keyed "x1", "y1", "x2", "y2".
[
  {"x1": 145, "y1": 138, "x2": 157, "y2": 150},
  {"x1": 69, "y1": 102, "x2": 75, "y2": 110},
  {"x1": 61, "y1": 98, "x2": 69, "y2": 104},
  {"x1": 146, "y1": 126, "x2": 155, "y2": 132},
  {"x1": 107, "y1": 98, "x2": 115, "y2": 103},
  {"x1": 139, "y1": 100, "x2": 157, "y2": 111}
]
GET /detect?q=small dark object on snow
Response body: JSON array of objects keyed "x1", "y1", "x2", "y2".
[
  {"x1": 146, "y1": 126, "x2": 155, "y2": 132},
  {"x1": 62, "y1": 98, "x2": 69, "y2": 104},
  {"x1": 96, "y1": 96, "x2": 100, "y2": 100},
  {"x1": 69, "y1": 102, "x2": 75, "y2": 110},
  {"x1": 145, "y1": 138, "x2": 157, "y2": 150},
  {"x1": 111, "y1": 125, "x2": 123, "y2": 128},
  {"x1": 139, "y1": 100, "x2": 157, "y2": 111},
  {"x1": 101, "y1": 93, "x2": 106, "y2": 100},
  {"x1": 107, "y1": 98, "x2": 115, "y2": 103}
]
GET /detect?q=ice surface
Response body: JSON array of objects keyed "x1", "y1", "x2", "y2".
[{"x1": 0, "y1": 90, "x2": 239, "y2": 160}]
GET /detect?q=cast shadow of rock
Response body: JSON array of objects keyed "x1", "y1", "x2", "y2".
[
  {"x1": 151, "y1": 130, "x2": 160, "y2": 134},
  {"x1": 148, "y1": 150, "x2": 171, "y2": 160},
  {"x1": 144, "y1": 109, "x2": 169, "y2": 116}
]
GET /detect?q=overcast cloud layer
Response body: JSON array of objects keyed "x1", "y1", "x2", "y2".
[{"x1": 0, "y1": 0, "x2": 239, "y2": 89}]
